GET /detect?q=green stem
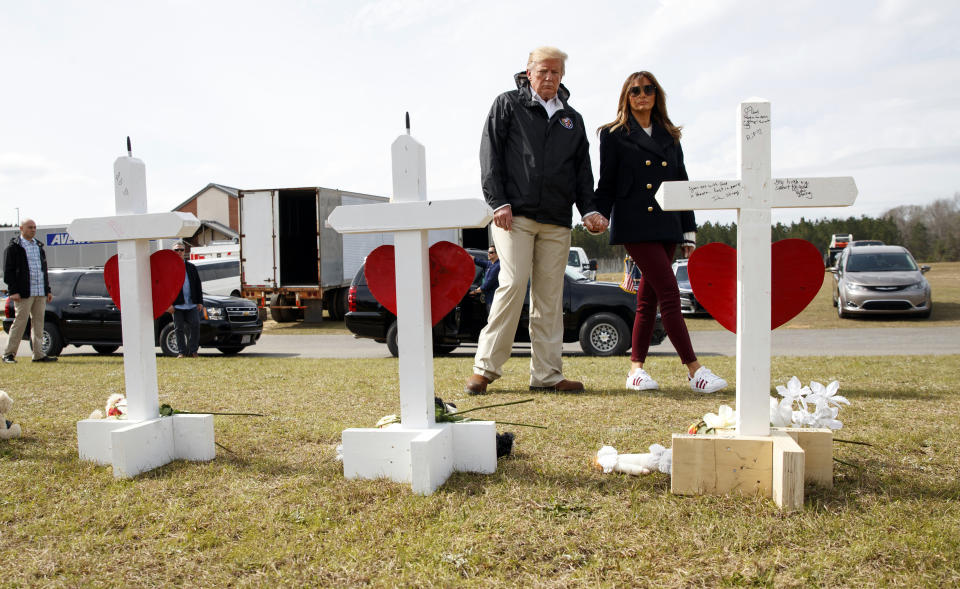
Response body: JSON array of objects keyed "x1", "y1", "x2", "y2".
[
  {"x1": 833, "y1": 437, "x2": 873, "y2": 447},
  {"x1": 450, "y1": 398, "x2": 535, "y2": 417},
  {"x1": 491, "y1": 420, "x2": 547, "y2": 429},
  {"x1": 175, "y1": 411, "x2": 264, "y2": 416}
]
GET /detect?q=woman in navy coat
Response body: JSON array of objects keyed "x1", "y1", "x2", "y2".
[{"x1": 595, "y1": 71, "x2": 727, "y2": 394}]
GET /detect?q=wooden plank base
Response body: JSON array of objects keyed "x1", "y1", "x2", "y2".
[{"x1": 671, "y1": 428, "x2": 833, "y2": 510}]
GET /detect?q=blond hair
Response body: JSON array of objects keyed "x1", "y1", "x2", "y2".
[{"x1": 527, "y1": 46, "x2": 568, "y2": 74}]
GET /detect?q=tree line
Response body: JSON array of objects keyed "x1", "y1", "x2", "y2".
[{"x1": 572, "y1": 193, "x2": 960, "y2": 263}]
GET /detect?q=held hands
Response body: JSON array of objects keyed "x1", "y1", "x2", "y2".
[{"x1": 583, "y1": 213, "x2": 609, "y2": 234}]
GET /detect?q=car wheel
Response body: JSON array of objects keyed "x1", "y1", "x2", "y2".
[
  {"x1": 159, "y1": 322, "x2": 180, "y2": 356},
  {"x1": 217, "y1": 346, "x2": 245, "y2": 355},
  {"x1": 837, "y1": 295, "x2": 847, "y2": 319},
  {"x1": 579, "y1": 312, "x2": 629, "y2": 356},
  {"x1": 40, "y1": 323, "x2": 64, "y2": 357},
  {"x1": 832, "y1": 288, "x2": 838, "y2": 307},
  {"x1": 386, "y1": 321, "x2": 399, "y2": 358},
  {"x1": 92, "y1": 345, "x2": 119, "y2": 355}
]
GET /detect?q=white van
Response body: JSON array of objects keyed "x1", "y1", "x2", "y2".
[{"x1": 194, "y1": 258, "x2": 242, "y2": 297}]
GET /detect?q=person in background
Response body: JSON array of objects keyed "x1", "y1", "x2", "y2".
[
  {"x1": 594, "y1": 71, "x2": 727, "y2": 394},
  {"x1": 471, "y1": 245, "x2": 500, "y2": 312},
  {"x1": 167, "y1": 242, "x2": 204, "y2": 358},
  {"x1": 2, "y1": 219, "x2": 57, "y2": 363}
]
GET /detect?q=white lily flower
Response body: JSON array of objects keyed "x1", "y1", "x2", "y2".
[
  {"x1": 776, "y1": 376, "x2": 810, "y2": 411},
  {"x1": 703, "y1": 405, "x2": 736, "y2": 430},
  {"x1": 812, "y1": 403, "x2": 843, "y2": 430},
  {"x1": 770, "y1": 397, "x2": 792, "y2": 427},
  {"x1": 809, "y1": 380, "x2": 849, "y2": 408}
]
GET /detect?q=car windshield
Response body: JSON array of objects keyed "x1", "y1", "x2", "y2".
[
  {"x1": 675, "y1": 265, "x2": 689, "y2": 281},
  {"x1": 565, "y1": 266, "x2": 589, "y2": 281},
  {"x1": 845, "y1": 252, "x2": 918, "y2": 272}
]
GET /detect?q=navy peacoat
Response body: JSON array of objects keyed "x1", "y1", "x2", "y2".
[{"x1": 594, "y1": 121, "x2": 696, "y2": 245}]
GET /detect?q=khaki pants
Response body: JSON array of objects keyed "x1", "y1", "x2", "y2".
[
  {"x1": 473, "y1": 216, "x2": 571, "y2": 387},
  {"x1": 4, "y1": 295, "x2": 47, "y2": 359}
]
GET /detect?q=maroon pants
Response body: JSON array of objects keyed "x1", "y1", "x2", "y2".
[{"x1": 624, "y1": 242, "x2": 697, "y2": 365}]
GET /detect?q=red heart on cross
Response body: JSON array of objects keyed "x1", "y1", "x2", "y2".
[
  {"x1": 104, "y1": 249, "x2": 187, "y2": 320},
  {"x1": 364, "y1": 241, "x2": 476, "y2": 326},
  {"x1": 686, "y1": 238, "x2": 824, "y2": 333}
]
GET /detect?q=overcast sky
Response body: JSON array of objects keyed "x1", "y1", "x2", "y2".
[{"x1": 2, "y1": 0, "x2": 958, "y2": 229}]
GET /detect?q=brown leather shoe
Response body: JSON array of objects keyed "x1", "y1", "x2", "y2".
[
  {"x1": 530, "y1": 379, "x2": 584, "y2": 393},
  {"x1": 465, "y1": 374, "x2": 491, "y2": 395}
]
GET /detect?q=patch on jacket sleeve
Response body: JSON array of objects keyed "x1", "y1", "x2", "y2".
[{"x1": 560, "y1": 117, "x2": 574, "y2": 129}]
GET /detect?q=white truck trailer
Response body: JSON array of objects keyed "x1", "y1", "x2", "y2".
[{"x1": 238, "y1": 187, "x2": 491, "y2": 322}]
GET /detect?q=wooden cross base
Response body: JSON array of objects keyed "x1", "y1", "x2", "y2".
[
  {"x1": 341, "y1": 421, "x2": 497, "y2": 495},
  {"x1": 78, "y1": 415, "x2": 216, "y2": 478},
  {"x1": 671, "y1": 428, "x2": 833, "y2": 510}
]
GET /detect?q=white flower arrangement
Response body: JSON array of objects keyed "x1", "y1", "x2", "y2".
[
  {"x1": 689, "y1": 376, "x2": 848, "y2": 434},
  {"x1": 772, "y1": 376, "x2": 848, "y2": 430}
]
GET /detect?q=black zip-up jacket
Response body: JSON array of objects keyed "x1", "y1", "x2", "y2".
[
  {"x1": 3, "y1": 236, "x2": 51, "y2": 297},
  {"x1": 479, "y1": 72, "x2": 596, "y2": 228}
]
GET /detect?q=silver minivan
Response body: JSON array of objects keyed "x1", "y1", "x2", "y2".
[{"x1": 831, "y1": 245, "x2": 932, "y2": 318}]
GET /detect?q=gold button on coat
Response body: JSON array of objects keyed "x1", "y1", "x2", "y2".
[
  {"x1": 661, "y1": 161, "x2": 667, "y2": 167},
  {"x1": 646, "y1": 183, "x2": 653, "y2": 189},
  {"x1": 647, "y1": 206, "x2": 654, "y2": 212},
  {"x1": 645, "y1": 160, "x2": 651, "y2": 166}
]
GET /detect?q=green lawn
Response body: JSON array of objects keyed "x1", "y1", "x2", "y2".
[
  {"x1": 2, "y1": 354, "x2": 958, "y2": 586},
  {"x1": 599, "y1": 260, "x2": 960, "y2": 331}
]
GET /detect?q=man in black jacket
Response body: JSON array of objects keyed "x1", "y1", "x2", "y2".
[
  {"x1": 3, "y1": 219, "x2": 57, "y2": 363},
  {"x1": 167, "y1": 242, "x2": 204, "y2": 358},
  {"x1": 466, "y1": 46, "x2": 608, "y2": 395}
]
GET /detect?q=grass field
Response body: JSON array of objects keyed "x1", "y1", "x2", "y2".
[
  {"x1": 599, "y1": 260, "x2": 960, "y2": 331},
  {"x1": 2, "y1": 353, "x2": 959, "y2": 586}
]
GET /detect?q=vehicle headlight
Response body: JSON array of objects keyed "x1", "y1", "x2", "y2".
[
  {"x1": 846, "y1": 283, "x2": 867, "y2": 291},
  {"x1": 205, "y1": 306, "x2": 224, "y2": 320},
  {"x1": 906, "y1": 281, "x2": 927, "y2": 291}
]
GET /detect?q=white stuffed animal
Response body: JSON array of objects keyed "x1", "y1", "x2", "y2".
[
  {"x1": 0, "y1": 390, "x2": 22, "y2": 440},
  {"x1": 594, "y1": 444, "x2": 671, "y2": 476}
]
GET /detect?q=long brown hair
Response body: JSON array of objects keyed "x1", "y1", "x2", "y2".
[{"x1": 597, "y1": 71, "x2": 682, "y2": 142}]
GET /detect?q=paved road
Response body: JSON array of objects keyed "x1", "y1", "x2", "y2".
[{"x1": 4, "y1": 326, "x2": 958, "y2": 360}]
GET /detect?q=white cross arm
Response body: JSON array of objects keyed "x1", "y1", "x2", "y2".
[
  {"x1": 657, "y1": 177, "x2": 857, "y2": 212},
  {"x1": 772, "y1": 177, "x2": 857, "y2": 208},
  {"x1": 68, "y1": 212, "x2": 201, "y2": 242},
  {"x1": 327, "y1": 199, "x2": 493, "y2": 234},
  {"x1": 656, "y1": 180, "x2": 744, "y2": 211}
]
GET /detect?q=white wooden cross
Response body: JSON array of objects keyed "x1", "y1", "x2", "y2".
[
  {"x1": 657, "y1": 100, "x2": 857, "y2": 436},
  {"x1": 69, "y1": 141, "x2": 215, "y2": 477},
  {"x1": 327, "y1": 126, "x2": 496, "y2": 494}
]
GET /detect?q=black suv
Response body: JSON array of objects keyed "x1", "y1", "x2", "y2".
[
  {"x1": 3, "y1": 267, "x2": 263, "y2": 357},
  {"x1": 345, "y1": 248, "x2": 666, "y2": 356}
]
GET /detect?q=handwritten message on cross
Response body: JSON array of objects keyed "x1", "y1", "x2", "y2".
[
  {"x1": 657, "y1": 100, "x2": 857, "y2": 436},
  {"x1": 327, "y1": 130, "x2": 492, "y2": 428}
]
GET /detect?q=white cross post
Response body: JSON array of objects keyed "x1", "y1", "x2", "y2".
[
  {"x1": 327, "y1": 126, "x2": 495, "y2": 495},
  {"x1": 657, "y1": 100, "x2": 857, "y2": 436},
  {"x1": 69, "y1": 141, "x2": 216, "y2": 477}
]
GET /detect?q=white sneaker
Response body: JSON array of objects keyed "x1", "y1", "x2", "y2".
[
  {"x1": 626, "y1": 368, "x2": 659, "y2": 391},
  {"x1": 688, "y1": 366, "x2": 728, "y2": 393}
]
